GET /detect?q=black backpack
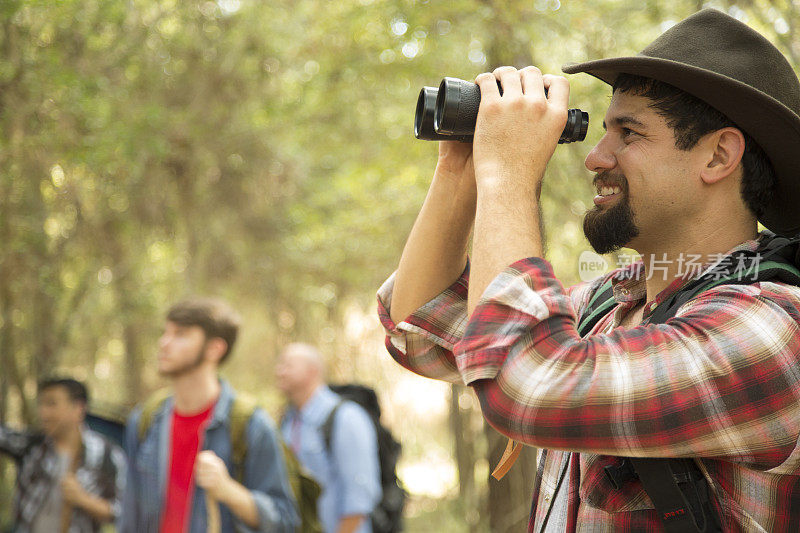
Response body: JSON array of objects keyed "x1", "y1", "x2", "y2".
[
  {"x1": 577, "y1": 231, "x2": 800, "y2": 533},
  {"x1": 322, "y1": 384, "x2": 406, "y2": 533}
]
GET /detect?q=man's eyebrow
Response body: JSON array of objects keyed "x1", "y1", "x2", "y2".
[{"x1": 601, "y1": 115, "x2": 647, "y2": 130}]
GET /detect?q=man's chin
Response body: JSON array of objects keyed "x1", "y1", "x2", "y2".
[
  {"x1": 158, "y1": 361, "x2": 204, "y2": 379},
  {"x1": 583, "y1": 204, "x2": 638, "y2": 254},
  {"x1": 587, "y1": 235, "x2": 632, "y2": 255},
  {"x1": 157, "y1": 364, "x2": 182, "y2": 378}
]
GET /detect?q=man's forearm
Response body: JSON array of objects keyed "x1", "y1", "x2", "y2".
[
  {"x1": 468, "y1": 176, "x2": 544, "y2": 315},
  {"x1": 73, "y1": 493, "x2": 114, "y2": 523},
  {"x1": 391, "y1": 164, "x2": 476, "y2": 324},
  {"x1": 337, "y1": 514, "x2": 366, "y2": 533},
  {"x1": 216, "y1": 479, "x2": 260, "y2": 529}
]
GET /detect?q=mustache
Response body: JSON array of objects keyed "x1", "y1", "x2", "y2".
[{"x1": 592, "y1": 172, "x2": 628, "y2": 190}]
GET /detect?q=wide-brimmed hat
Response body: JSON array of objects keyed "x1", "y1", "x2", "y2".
[{"x1": 562, "y1": 8, "x2": 800, "y2": 236}]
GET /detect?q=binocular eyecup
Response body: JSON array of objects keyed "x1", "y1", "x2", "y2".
[{"x1": 414, "y1": 77, "x2": 588, "y2": 144}]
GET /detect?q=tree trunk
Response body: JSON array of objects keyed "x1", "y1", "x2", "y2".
[
  {"x1": 484, "y1": 422, "x2": 537, "y2": 533},
  {"x1": 449, "y1": 385, "x2": 480, "y2": 531}
]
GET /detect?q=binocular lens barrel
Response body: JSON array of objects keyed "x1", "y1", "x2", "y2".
[
  {"x1": 414, "y1": 77, "x2": 588, "y2": 144},
  {"x1": 415, "y1": 86, "x2": 473, "y2": 142}
]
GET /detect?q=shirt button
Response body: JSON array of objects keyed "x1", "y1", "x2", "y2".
[{"x1": 544, "y1": 493, "x2": 552, "y2": 503}]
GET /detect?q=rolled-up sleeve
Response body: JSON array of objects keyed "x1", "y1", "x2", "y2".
[
  {"x1": 331, "y1": 403, "x2": 381, "y2": 516},
  {"x1": 377, "y1": 260, "x2": 601, "y2": 385},
  {"x1": 240, "y1": 409, "x2": 299, "y2": 533},
  {"x1": 377, "y1": 265, "x2": 470, "y2": 384}
]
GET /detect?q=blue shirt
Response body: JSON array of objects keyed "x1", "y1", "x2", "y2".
[
  {"x1": 119, "y1": 380, "x2": 299, "y2": 533},
  {"x1": 281, "y1": 386, "x2": 381, "y2": 533}
]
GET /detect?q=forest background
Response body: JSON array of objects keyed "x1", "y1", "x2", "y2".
[{"x1": 1, "y1": 0, "x2": 797, "y2": 531}]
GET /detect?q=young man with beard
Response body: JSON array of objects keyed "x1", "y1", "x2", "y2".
[
  {"x1": 0, "y1": 378, "x2": 125, "y2": 532},
  {"x1": 119, "y1": 298, "x2": 298, "y2": 533},
  {"x1": 377, "y1": 9, "x2": 800, "y2": 532}
]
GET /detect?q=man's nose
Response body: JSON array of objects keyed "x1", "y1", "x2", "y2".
[{"x1": 584, "y1": 134, "x2": 617, "y2": 173}]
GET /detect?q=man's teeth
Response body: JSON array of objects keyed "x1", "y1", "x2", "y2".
[{"x1": 600, "y1": 186, "x2": 621, "y2": 196}]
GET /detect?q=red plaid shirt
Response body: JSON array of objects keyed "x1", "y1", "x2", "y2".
[{"x1": 378, "y1": 233, "x2": 800, "y2": 532}]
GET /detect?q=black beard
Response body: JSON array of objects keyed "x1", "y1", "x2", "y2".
[{"x1": 583, "y1": 178, "x2": 639, "y2": 254}]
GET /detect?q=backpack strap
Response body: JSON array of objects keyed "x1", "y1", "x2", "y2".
[
  {"x1": 629, "y1": 458, "x2": 720, "y2": 532},
  {"x1": 280, "y1": 439, "x2": 324, "y2": 533},
  {"x1": 321, "y1": 400, "x2": 344, "y2": 453},
  {"x1": 648, "y1": 255, "x2": 800, "y2": 324},
  {"x1": 228, "y1": 393, "x2": 258, "y2": 483},
  {"x1": 577, "y1": 277, "x2": 616, "y2": 337},
  {"x1": 136, "y1": 388, "x2": 172, "y2": 443}
]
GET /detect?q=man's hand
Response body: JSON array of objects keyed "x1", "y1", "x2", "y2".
[
  {"x1": 472, "y1": 66, "x2": 570, "y2": 195},
  {"x1": 466, "y1": 66, "x2": 566, "y2": 314},
  {"x1": 195, "y1": 450, "x2": 260, "y2": 529},
  {"x1": 337, "y1": 514, "x2": 367, "y2": 533},
  {"x1": 195, "y1": 450, "x2": 233, "y2": 500},
  {"x1": 61, "y1": 473, "x2": 114, "y2": 522},
  {"x1": 61, "y1": 473, "x2": 89, "y2": 506},
  {"x1": 435, "y1": 139, "x2": 475, "y2": 188}
]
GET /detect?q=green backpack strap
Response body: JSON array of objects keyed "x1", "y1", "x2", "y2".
[
  {"x1": 137, "y1": 388, "x2": 173, "y2": 443},
  {"x1": 228, "y1": 393, "x2": 259, "y2": 483},
  {"x1": 647, "y1": 258, "x2": 800, "y2": 325},
  {"x1": 233, "y1": 396, "x2": 324, "y2": 533},
  {"x1": 577, "y1": 277, "x2": 616, "y2": 337},
  {"x1": 280, "y1": 440, "x2": 323, "y2": 533}
]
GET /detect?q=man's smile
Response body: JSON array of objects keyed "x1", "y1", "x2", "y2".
[{"x1": 593, "y1": 187, "x2": 623, "y2": 206}]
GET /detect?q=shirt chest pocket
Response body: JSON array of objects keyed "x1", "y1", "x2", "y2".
[{"x1": 580, "y1": 454, "x2": 655, "y2": 513}]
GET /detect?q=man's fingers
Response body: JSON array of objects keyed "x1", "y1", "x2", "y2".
[
  {"x1": 542, "y1": 74, "x2": 570, "y2": 110},
  {"x1": 475, "y1": 72, "x2": 500, "y2": 101},
  {"x1": 493, "y1": 66, "x2": 521, "y2": 97},
  {"x1": 520, "y1": 66, "x2": 545, "y2": 99}
]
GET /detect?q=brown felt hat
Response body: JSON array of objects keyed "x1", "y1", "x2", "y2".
[{"x1": 562, "y1": 8, "x2": 800, "y2": 236}]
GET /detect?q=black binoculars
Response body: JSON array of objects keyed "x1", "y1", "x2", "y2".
[{"x1": 415, "y1": 77, "x2": 589, "y2": 143}]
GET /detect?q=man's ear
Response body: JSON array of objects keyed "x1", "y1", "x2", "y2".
[
  {"x1": 76, "y1": 402, "x2": 87, "y2": 422},
  {"x1": 700, "y1": 127, "x2": 745, "y2": 185},
  {"x1": 204, "y1": 337, "x2": 228, "y2": 364}
]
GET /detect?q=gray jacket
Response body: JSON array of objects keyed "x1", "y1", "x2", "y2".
[{"x1": 118, "y1": 380, "x2": 298, "y2": 533}]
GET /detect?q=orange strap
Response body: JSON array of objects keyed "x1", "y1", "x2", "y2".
[{"x1": 491, "y1": 438, "x2": 522, "y2": 480}]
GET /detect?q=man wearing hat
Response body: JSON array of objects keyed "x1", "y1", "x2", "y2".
[{"x1": 377, "y1": 8, "x2": 800, "y2": 532}]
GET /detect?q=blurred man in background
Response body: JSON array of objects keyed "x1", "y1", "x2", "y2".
[
  {"x1": 120, "y1": 297, "x2": 298, "y2": 533},
  {"x1": 0, "y1": 378, "x2": 126, "y2": 532},
  {"x1": 276, "y1": 343, "x2": 381, "y2": 533}
]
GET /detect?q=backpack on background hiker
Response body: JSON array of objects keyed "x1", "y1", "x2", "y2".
[
  {"x1": 323, "y1": 384, "x2": 406, "y2": 533},
  {"x1": 137, "y1": 391, "x2": 323, "y2": 533},
  {"x1": 575, "y1": 231, "x2": 800, "y2": 533}
]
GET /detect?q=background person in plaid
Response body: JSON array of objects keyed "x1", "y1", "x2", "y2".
[
  {"x1": 378, "y1": 9, "x2": 800, "y2": 532},
  {"x1": 0, "y1": 378, "x2": 126, "y2": 533}
]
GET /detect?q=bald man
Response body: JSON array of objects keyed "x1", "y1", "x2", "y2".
[{"x1": 276, "y1": 343, "x2": 381, "y2": 533}]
